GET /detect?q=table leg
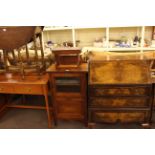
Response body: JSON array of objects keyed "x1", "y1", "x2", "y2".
[
  {"x1": 49, "y1": 77, "x2": 57, "y2": 126},
  {"x1": 43, "y1": 86, "x2": 52, "y2": 128}
]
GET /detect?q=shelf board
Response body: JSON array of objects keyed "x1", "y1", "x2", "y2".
[
  {"x1": 82, "y1": 47, "x2": 155, "y2": 52},
  {"x1": 107, "y1": 47, "x2": 141, "y2": 51},
  {"x1": 44, "y1": 26, "x2": 142, "y2": 31},
  {"x1": 142, "y1": 47, "x2": 155, "y2": 50},
  {"x1": 108, "y1": 47, "x2": 155, "y2": 51},
  {"x1": 74, "y1": 27, "x2": 106, "y2": 29},
  {"x1": 44, "y1": 26, "x2": 106, "y2": 31},
  {"x1": 43, "y1": 27, "x2": 72, "y2": 31}
]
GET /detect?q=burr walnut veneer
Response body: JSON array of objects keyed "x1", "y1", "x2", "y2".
[{"x1": 88, "y1": 57, "x2": 154, "y2": 128}]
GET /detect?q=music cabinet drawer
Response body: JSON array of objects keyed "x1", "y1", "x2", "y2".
[
  {"x1": 14, "y1": 84, "x2": 43, "y2": 95},
  {"x1": 91, "y1": 111, "x2": 148, "y2": 123},
  {"x1": 89, "y1": 86, "x2": 151, "y2": 97},
  {"x1": 0, "y1": 84, "x2": 14, "y2": 93},
  {"x1": 89, "y1": 97, "x2": 149, "y2": 107}
]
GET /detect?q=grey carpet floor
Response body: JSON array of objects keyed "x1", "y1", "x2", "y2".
[{"x1": 0, "y1": 95, "x2": 155, "y2": 129}]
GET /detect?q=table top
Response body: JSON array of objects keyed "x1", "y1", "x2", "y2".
[{"x1": 0, "y1": 73, "x2": 49, "y2": 85}]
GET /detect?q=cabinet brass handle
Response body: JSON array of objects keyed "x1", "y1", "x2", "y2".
[
  {"x1": 27, "y1": 88, "x2": 32, "y2": 92},
  {"x1": 135, "y1": 89, "x2": 138, "y2": 93},
  {"x1": 0, "y1": 87, "x2": 4, "y2": 91}
]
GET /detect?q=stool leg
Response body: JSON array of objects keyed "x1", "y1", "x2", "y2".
[{"x1": 43, "y1": 86, "x2": 52, "y2": 128}]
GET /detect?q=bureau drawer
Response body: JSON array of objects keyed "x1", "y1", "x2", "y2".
[
  {"x1": 90, "y1": 111, "x2": 148, "y2": 123},
  {"x1": 89, "y1": 97, "x2": 150, "y2": 108},
  {"x1": 89, "y1": 86, "x2": 151, "y2": 97},
  {"x1": 0, "y1": 84, "x2": 14, "y2": 93},
  {"x1": 14, "y1": 84, "x2": 43, "y2": 95}
]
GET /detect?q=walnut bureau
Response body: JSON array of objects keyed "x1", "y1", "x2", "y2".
[
  {"x1": 88, "y1": 58, "x2": 154, "y2": 128},
  {"x1": 47, "y1": 63, "x2": 88, "y2": 126},
  {"x1": 0, "y1": 73, "x2": 52, "y2": 128}
]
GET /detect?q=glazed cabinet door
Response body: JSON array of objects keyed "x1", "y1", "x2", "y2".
[
  {"x1": 49, "y1": 72, "x2": 87, "y2": 122},
  {"x1": 51, "y1": 73, "x2": 86, "y2": 98}
]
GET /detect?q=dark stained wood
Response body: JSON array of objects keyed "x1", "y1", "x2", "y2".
[
  {"x1": 0, "y1": 26, "x2": 43, "y2": 51},
  {"x1": 0, "y1": 27, "x2": 35, "y2": 50},
  {"x1": 0, "y1": 26, "x2": 46, "y2": 77},
  {"x1": 47, "y1": 63, "x2": 88, "y2": 126}
]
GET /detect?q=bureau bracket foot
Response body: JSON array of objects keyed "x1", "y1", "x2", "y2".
[
  {"x1": 0, "y1": 104, "x2": 8, "y2": 120},
  {"x1": 141, "y1": 123, "x2": 151, "y2": 129},
  {"x1": 88, "y1": 123, "x2": 96, "y2": 129}
]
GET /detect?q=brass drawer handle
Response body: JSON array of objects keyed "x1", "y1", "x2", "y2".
[
  {"x1": 135, "y1": 89, "x2": 139, "y2": 93},
  {"x1": 0, "y1": 87, "x2": 4, "y2": 91},
  {"x1": 27, "y1": 88, "x2": 32, "y2": 92}
]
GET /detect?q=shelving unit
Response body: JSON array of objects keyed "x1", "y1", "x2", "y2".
[
  {"x1": 43, "y1": 26, "x2": 155, "y2": 52},
  {"x1": 43, "y1": 29, "x2": 72, "y2": 45},
  {"x1": 75, "y1": 28, "x2": 106, "y2": 47}
]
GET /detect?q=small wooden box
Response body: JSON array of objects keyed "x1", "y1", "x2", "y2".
[{"x1": 52, "y1": 48, "x2": 82, "y2": 69}]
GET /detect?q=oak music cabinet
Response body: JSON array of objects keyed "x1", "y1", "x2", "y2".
[
  {"x1": 88, "y1": 59, "x2": 154, "y2": 128},
  {"x1": 47, "y1": 63, "x2": 88, "y2": 125}
]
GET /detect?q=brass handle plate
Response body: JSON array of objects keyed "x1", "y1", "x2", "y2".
[
  {"x1": 27, "y1": 88, "x2": 32, "y2": 92},
  {"x1": 0, "y1": 87, "x2": 4, "y2": 91}
]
